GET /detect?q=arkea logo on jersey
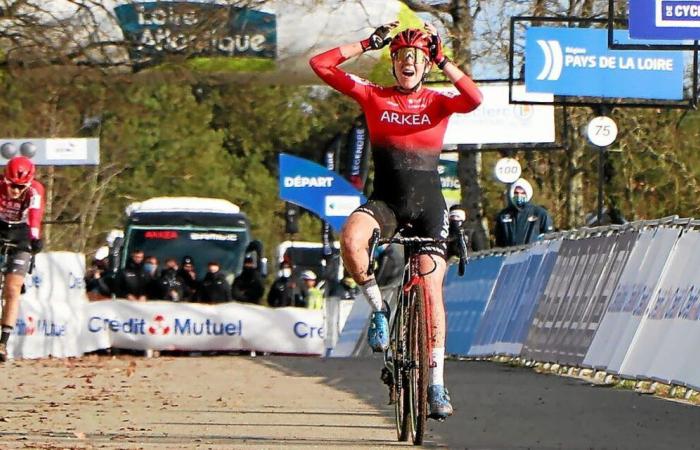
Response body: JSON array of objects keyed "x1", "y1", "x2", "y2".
[{"x1": 379, "y1": 111, "x2": 431, "y2": 126}]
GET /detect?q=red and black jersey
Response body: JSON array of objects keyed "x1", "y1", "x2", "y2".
[
  {"x1": 310, "y1": 47, "x2": 482, "y2": 243},
  {"x1": 0, "y1": 177, "x2": 45, "y2": 239},
  {"x1": 310, "y1": 47, "x2": 482, "y2": 162}
]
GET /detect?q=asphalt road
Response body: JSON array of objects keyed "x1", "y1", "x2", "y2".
[{"x1": 274, "y1": 356, "x2": 700, "y2": 449}]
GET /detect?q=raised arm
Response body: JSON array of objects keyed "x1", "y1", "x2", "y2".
[
  {"x1": 426, "y1": 23, "x2": 483, "y2": 113},
  {"x1": 309, "y1": 22, "x2": 398, "y2": 99}
]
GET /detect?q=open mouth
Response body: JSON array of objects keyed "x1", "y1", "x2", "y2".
[{"x1": 401, "y1": 68, "x2": 416, "y2": 77}]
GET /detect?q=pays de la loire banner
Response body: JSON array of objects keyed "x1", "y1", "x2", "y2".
[
  {"x1": 525, "y1": 27, "x2": 685, "y2": 100},
  {"x1": 279, "y1": 153, "x2": 366, "y2": 232}
]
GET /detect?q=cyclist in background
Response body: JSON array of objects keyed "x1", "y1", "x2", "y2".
[
  {"x1": 0, "y1": 156, "x2": 45, "y2": 362},
  {"x1": 310, "y1": 21, "x2": 482, "y2": 419}
]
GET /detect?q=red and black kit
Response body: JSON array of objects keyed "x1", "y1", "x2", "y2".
[{"x1": 310, "y1": 48, "x2": 482, "y2": 256}]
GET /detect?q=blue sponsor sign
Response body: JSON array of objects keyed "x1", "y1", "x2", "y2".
[
  {"x1": 630, "y1": 0, "x2": 700, "y2": 40},
  {"x1": 115, "y1": 2, "x2": 277, "y2": 66},
  {"x1": 279, "y1": 154, "x2": 366, "y2": 232},
  {"x1": 525, "y1": 27, "x2": 685, "y2": 100},
  {"x1": 444, "y1": 256, "x2": 504, "y2": 356}
]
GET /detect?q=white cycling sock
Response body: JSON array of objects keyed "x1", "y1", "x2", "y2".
[
  {"x1": 359, "y1": 278, "x2": 383, "y2": 311},
  {"x1": 430, "y1": 347, "x2": 445, "y2": 386}
]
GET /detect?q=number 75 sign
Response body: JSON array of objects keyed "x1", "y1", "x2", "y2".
[{"x1": 586, "y1": 116, "x2": 618, "y2": 147}]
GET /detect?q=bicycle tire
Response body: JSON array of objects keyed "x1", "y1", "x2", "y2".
[
  {"x1": 408, "y1": 283, "x2": 429, "y2": 445},
  {"x1": 392, "y1": 288, "x2": 410, "y2": 442}
]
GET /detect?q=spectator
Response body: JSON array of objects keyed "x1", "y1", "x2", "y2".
[
  {"x1": 158, "y1": 258, "x2": 185, "y2": 301},
  {"x1": 143, "y1": 255, "x2": 162, "y2": 300},
  {"x1": 300, "y1": 270, "x2": 323, "y2": 309},
  {"x1": 494, "y1": 178, "x2": 554, "y2": 248},
  {"x1": 331, "y1": 271, "x2": 360, "y2": 300},
  {"x1": 177, "y1": 255, "x2": 199, "y2": 301},
  {"x1": 116, "y1": 249, "x2": 148, "y2": 301},
  {"x1": 446, "y1": 205, "x2": 488, "y2": 257},
  {"x1": 85, "y1": 257, "x2": 111, "y2": 301},
  {"x1": 267, "y1": 260, "x2": 301, "y2": 308},
  {"x1": 199, "y1": 261, "x2": 232, "y2": 303},
  {"x1": 231, "y1": 253, "x2": 265, "y2": 304}
]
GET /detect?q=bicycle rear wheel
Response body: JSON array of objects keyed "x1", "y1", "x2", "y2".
[
  {"x1": 407, "y1": 284, "x2": 429, "y2": 445},
  {"x1": 392, "y1": 288, "x2": 410, "y2": 442}
]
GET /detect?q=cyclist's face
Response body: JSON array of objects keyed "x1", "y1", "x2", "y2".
[
  {"x1": 392, "y1": 47, "x2": 430, "y2": 89},
  {"x1": 5, "y1": 180, "x2": 29, "y2": 199}
]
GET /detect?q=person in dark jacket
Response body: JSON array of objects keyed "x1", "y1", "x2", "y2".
[
  {"x1": 199, "y1": 261, "x2": 231, "y2": 303},
  {"x1": 176, "y1": 255, "x2": 199, "y2": 301},
  {"x1": 494, "y1": 178, "x2": 554, "y2": 248},
  {"x1": 116, "y1": 249, "x2": 148, "y2": 301},
  {"x1": 231, "y1": 253, "x2": 265, "y2": 304},
  {"x1": 267, "y1": 260, "x2": 301, "y2": 308},
  {"x1": 158, "y1": 258, "x2": 186, "y2": 301}
]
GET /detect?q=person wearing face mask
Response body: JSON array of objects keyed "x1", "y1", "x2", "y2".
[
  {"x1": 0, "y1": 156, "x2": 45, "y2": 362},
  {"x1": 494, "y1": 178, "x2": 554, "y2": 248},
  {"x1": 266, "y1": 259, "x2": 301, "y2": 308},
  {"x1": 231, "y1": 253, "x2": 265, "y2": 304},
  {"x1": 143, "y1": 255, "x2": 162, "y2": 300},
  {"x1": 199, "y1": 261, "x2": 231, "y2": 303}
]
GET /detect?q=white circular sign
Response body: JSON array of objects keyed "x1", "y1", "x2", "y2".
[
  {"x1": 587, "y1": 116, "x2": 618, "y2": 147},
  {"x1": 493, "y1": 157, "x2": 522, "y2": 184}
]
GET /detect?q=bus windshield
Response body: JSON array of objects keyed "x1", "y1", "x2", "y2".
[{"x1": 124, "y1": 226, "x2": 249, "y2": 278}]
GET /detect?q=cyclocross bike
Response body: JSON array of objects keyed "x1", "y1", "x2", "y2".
[{"x1": 367, "y1": 226, "x2": 468, "y2": 445}]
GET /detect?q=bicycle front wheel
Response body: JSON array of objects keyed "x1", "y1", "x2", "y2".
[
  {"x1": 393, "y1": 288, "x2": 410, "y2": 442},
  {"x1": 407, "y1": 283, "x2": 429, "y2": 445}
]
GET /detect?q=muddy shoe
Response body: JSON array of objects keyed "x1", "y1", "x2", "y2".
[{"x1": 0, "y1": 343, "x2": 7, "y2": 362}]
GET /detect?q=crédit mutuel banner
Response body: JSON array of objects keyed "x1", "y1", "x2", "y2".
[{"x1": 525, "y1": 27, "x2": 685, "y2": 100}]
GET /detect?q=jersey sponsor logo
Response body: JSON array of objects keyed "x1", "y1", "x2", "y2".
[
  {"x1": 347, "y1": 73, "x2": 375, "y2": 87},
  {"x1": 379, "y1": 110, "x2": 432, "y2": 126}
]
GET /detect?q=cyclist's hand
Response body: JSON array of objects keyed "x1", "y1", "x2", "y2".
[
  {"x1": 361, "y1": 21, "x2": 399, "y2": 51},
  {"x1": 30, "y1": 238, "x2": 43, "y2": 254},
  {"x1": 425, "y1": 23, "x2": 449, "y2": 69}
]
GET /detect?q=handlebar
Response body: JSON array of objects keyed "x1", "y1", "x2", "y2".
[{"x1": 366, "y1": 228, "x2": 469, "y2": 277}]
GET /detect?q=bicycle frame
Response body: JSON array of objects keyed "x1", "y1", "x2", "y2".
[{"x1": 368, "y1": 227, "x2": 468, "y2": 445}]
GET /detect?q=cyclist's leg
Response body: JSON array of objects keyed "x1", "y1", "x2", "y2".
[
  {"x1": 415, "y1": 200, "x2": 453, "y2": 418},
  {"x1": 0, "y1": 250, "x2": 31, "y2": 361}
]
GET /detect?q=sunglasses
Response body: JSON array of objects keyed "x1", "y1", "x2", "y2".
[
  {"x1": 7, "y1": 182, "x2": 29, "y2": 191},
  {"x1": 392, "y1": 47, "x2": 429, "y2": 65}
]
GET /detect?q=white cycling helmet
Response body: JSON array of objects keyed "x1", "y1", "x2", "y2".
[{"x1": 301, "y1": 270, "x2": 317, "y2": 281}]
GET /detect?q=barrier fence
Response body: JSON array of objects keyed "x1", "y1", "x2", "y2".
[{"x1": 442, "y1": 217, "x2": 700, "y2": 390}]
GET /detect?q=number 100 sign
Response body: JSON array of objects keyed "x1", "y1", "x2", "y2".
[{"x1": 587, "y1": 116, "x2": 618, "y2": 147}]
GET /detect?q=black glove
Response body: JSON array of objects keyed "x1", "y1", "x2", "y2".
[
  {"x1": 361, "y1": 25, "x2": 393, "y2": 51},
  {"x1": 30, "y1": 238, "x2": 43, "y2": 254}
]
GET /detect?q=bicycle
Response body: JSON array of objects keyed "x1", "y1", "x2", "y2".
[{"x1": 367, "y1": 225, "x2": 468, "y2": 445}]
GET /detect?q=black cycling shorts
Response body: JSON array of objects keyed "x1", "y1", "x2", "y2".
[
  {"x1": 355, "y1": 170, "x2": 448, "y2": 258},
  {"x1": 0, "y1": 222, "x2": 32, "y2": 276}
]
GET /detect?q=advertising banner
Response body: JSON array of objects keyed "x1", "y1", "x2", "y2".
[
  {"x1": 630, "y1": 0, "x2": 700, "y2": 40},
  {"x1": 468, "y1": 251, "x2": 531, "y2": 357},
  {"x1": 505, "y1": 240, "x2": 561, "y2": 355},
  {"x1": 9, "y1": 252, "x2": 89, "y2": 359},
  {"x1": 439, "y1": 153, "x2": 460, "y2": 207},
  {"x1": 444, "y1": 255, "x2": 504, "y2": 356},
  {"x1": 616, "y1": 230, "x2": 700, "y2": 380},
  {"x1": 599, "y1": 228, "x2": 680, "y2": 373},
  {"x1": 342, "y1": 116, "x2": 371, "y2": 192},
  {"x1": 522, "y1": 239, "x2": 582, "y2": 361},
  {"x1": 525, "y1": 27, "x2": 685, "y2": 100},
  {"x1": 82, "y1": 300, "x2": 325, "y2": 355},
  {"x1": 440, "y1": 84, "x2": 555, "y2": 146},
  {"x1": 115, "y1": 2, "x2": 277, "y2": 69},
  {"x1": 560, "y1": 233, "x2": 636, "y2": 365},
  {"x1": 279, "y1": 153, "x2": 366, "y2": 231}
]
